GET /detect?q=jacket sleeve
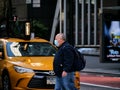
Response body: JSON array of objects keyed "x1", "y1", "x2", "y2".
[{"x1": 62, "y1": 46, "x2": 74, "y2": 72}]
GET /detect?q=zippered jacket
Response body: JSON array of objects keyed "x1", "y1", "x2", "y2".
[{"x1": 53, "y1": 42, "x2": 75, "y2": 77}]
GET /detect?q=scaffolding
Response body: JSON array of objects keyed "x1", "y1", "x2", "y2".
[{"x1": 50, "y1": 0, "x2": 101, "y2": 47}]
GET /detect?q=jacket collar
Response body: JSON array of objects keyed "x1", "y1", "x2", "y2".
[{"x1": 59, "y1": 41, "x2": 68, "y2": 49}]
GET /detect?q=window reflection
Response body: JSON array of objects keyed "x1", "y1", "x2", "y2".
[{"x1": 6, "y1": 42, "x2": 56, "y2": 57}]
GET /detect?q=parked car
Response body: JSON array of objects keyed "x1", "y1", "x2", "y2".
[
  {"x1": 0, "y1": 37, "x2": 57, "y2": 90},
  {"x1": 78, "y1": 48, "x2": 100, "y2": 55}
]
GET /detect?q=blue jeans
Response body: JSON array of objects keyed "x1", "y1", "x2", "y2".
[{"x1": 54, "y1": 72, "x2": 78, "y2": 90}]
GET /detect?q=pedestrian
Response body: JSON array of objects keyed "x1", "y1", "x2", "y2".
[{"x1": 53, "y1": 33, "x2": 79, "y2": 90}]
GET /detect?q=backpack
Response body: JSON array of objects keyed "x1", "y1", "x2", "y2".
[
  {"x1": 62, "y1": 45, "x2": 86, "y2": 71},
  {"x1": 73, "y1": 47, "x2": 86, "y2": 71}
]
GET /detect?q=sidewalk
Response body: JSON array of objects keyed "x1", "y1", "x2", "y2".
[
  {"x1": 82, "y1": 68, "x2": 120, "y2": 76},
  {"x1": 78, "y1": 48, "x2": 120, "y2": 76}
]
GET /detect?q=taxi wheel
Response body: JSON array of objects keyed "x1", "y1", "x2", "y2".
[{"x1": 2, "y1": 73, "x2": 11, "y2": 90}]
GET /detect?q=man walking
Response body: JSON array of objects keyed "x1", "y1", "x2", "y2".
[{"x1": 53, "y1": 33, "x2": 79, "y2": 90}]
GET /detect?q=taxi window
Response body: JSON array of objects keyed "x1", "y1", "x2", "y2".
[{"x1": 6, "y1": 42, "x2": 56, "y2": 57}]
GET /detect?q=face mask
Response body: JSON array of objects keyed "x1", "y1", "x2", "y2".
[{"x1": 54, "y1": 40, "x2": 59, "y2": 47}]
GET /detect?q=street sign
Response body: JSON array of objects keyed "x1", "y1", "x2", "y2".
[
  {"x1": 33, "y1": 0, "x2": 41, "y2": 7},
  {"x1": 26, "y1": 0, "x2": 31, "y2": 4}
]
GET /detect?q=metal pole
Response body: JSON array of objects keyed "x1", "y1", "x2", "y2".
[
  {"x1": 60, "y1": 0, "x2": 62, "y2": 33},
  {"x1": 50, "y1": 0, "x2": 60, "y2": 42},
  {"x1": 81, "y1": 0, "x2": 85, "y2": 45},
  {"x1": 88, "y1": 0, "x2": 91, "y2": 45},
  {"x1": 100, "y1": 0, "x2": 103, "y2": 14},
  {"x1": 64, "y1": 0, "x2": 66, "y2": 37},
  {"x1": 94, "y1": 0, "x2": 97, "y2": 45},
  {"x1": 75, "y1": 0, "x2": 78, "y2": 45}
]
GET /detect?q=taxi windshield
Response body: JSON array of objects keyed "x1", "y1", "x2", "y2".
[{"x1": 6, "y1": 42, "x2": 56, "y2": 57}]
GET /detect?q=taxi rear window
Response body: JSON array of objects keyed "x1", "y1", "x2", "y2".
[{"x1": 6, "y1": 42, "x2": 56, "y2": 57}]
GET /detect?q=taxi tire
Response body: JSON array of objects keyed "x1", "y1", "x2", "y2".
[{"x1": 2, "y1": 72, "x2": 11, "y2": 90}]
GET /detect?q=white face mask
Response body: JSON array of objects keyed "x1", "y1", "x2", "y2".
[{"x1": 54, "y1": 40, "x2": 59, "y2": 47}]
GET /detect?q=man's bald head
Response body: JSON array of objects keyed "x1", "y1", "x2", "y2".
[
  {"x1": 55, "y1": 33, "x2": 66, "y2": 41},
  {"x1": 54, "y1": 33, "x2": 66, "y2": 47}
]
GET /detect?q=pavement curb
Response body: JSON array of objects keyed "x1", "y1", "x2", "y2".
[{"x1": 81, "y1": 68, "x2": 120, "y2": 76}]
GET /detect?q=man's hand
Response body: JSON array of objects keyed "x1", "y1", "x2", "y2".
[{"x1": 62, "y1": 71, "x2": 67, "y2": 77}]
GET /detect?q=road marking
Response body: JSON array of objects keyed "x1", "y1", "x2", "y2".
[{"x1": 80, "y1": 82, "x2": 120, "y2": 90}]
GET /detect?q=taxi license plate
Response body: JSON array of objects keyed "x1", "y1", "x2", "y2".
[{"x1": 47, "y1": 76, "x2": 55, "y2": 85}]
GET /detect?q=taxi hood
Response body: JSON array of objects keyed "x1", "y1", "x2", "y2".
[{"x1": 8, "y1": 57, "x2": 54, "y2": 70}]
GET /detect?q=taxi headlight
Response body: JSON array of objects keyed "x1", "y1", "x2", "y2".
[{"x1": 14, "y1": 66, "x2": 34, "y2": 73}]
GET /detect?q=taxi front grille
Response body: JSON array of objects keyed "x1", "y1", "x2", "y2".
[
  {"x1": 28, "y1": 76, "x2": 54, "y2": 89},
  {"x1": 27, "y1": 70, "x2": 55, "y2": 89}
]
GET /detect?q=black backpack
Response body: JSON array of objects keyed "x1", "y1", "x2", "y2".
[
  {"x1": 63, "y1": 45, "x2": 86, "y2": 71},
  {"x1": 73, "y1": 47, "x2": 86, "y2": 71}
]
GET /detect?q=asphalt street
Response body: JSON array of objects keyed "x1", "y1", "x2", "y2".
[{"x1": 80, "y1": 55, "x2": 120, "y2": 90}]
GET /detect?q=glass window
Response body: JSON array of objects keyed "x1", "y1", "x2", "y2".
[{"x1": 6, "y1": 42, "x2": 57, "y2": 57}]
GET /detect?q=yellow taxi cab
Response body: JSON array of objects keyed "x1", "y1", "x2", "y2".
[{"x1": 0, "y1": 37, "x2": 57, "y2": 90}]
